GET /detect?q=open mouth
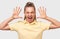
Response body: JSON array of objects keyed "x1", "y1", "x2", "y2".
[{"x1": 28, "y1": 16, "x2": 32, "y2": 19}]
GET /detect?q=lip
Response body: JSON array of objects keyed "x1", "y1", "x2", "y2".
[
  {"x1": 28, "y1": 17, "x2": 32, "y2": 20},
  {"x1": 28, "y1": 16, "x2": 32, "y2": 19}
]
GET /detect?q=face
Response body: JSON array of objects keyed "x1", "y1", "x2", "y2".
[{"x1": 24, "y1": 7, "x2": 36, "y2": 23}]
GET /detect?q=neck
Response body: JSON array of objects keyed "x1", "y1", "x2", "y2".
[{"x1": 25, "y1": 19, "x2": 34, "y2": 23}]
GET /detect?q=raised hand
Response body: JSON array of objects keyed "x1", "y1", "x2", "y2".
[
  {"x1": 12, "y1": 7, "x2": 22, "y2": 19},
  {"x1": 0, "y1": 7, "x2": 22, "y2": 30},
  {"x1": 38, "y1": 7, "x2": 47, "y2": 19}
]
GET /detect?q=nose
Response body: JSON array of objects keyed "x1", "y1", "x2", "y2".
[{"x1": 28, "y1": 13, "x2": 32, "y2": 16}]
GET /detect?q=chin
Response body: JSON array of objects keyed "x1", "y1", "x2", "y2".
[
  {"x1": 28, "y1": 19, "x2": 34, "y2": 23},
  {"x1": 29, "y1": 21, "x2": 32, "y2": 23}
]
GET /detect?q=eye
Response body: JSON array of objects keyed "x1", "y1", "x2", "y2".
[
  {"x1": 31, "y1": 12, "x2": 34, "y2": 14},
  {"x1": 26, "y1": 12, "x2": 29, "y2": 14}
]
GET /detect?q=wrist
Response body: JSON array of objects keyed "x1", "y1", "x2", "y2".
[
  {"x1": 10, "y1": 16, "x2": 15, "y2": 20},
  {"x1": 44, "y1": 16, "x2": 49, "y2": 20}
]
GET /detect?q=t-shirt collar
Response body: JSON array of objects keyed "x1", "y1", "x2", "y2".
[{"x1": 23, "y1": 20, "x2": 37, "y2": 24}]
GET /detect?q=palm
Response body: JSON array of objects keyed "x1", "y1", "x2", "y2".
[
  {"x1": 38, "y1": 7, "x2": 47, "y2": 19},
  {"x1": 12, "y1": 7, "x2": 22, "y2": 19}
]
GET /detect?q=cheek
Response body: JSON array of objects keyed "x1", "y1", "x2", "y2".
[
  {"x1": 32, "y1": 14, "x2": 36, "y2": 17},
  {"x1": 25, "y1": 13, "x2": 28, "y2": 17}
]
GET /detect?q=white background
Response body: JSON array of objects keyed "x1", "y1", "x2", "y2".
[{"x1": 0, "y1": 0, "x2": 60, "y2": 39}]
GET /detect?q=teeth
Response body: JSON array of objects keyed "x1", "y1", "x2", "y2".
[{"x1": 28, "y1": 17, "x2": 32, "y2": 19}]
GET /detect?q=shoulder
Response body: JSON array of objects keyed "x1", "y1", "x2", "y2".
[
  {"x1": 9, "y1": 21, "x2": 23, "y2": 26},
  {"x1": 37, "y1": 21, "x2": 51, "y2": 26}
]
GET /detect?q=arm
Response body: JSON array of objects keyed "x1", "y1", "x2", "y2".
[
  {"x1": 45, "y1": 16, "x2": 60, "y2": 29},
  {"x1": 0, "y1": 7, "x2": 22, "y2": 30},
  {"x1": 0, "y1": 17, "x2": 14, "y2": 30},
  {"x1": 38, "y1": 7, "x2": 60, "y2": 29}
]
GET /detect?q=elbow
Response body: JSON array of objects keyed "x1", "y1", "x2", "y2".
[
  {"x1": 0, "y1": 27, "x2": 4, "y2": 30},
  {"x1": 0, "y1": 26, "x2": 5, "y2": 30}
]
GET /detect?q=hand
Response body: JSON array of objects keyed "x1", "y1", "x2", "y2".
[
  {"x1": 12, "y1": 7, "x2": 22, "y2": 19},
  {"x1": 38, "y1": 7, "x2": 48, "y2": 19}
]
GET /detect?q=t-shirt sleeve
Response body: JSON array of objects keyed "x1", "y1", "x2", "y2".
[
  {"x1": 44, "y1": 23, "x2": 51, "y2": 30},
  {"x1": 9, "y1": 23, "x2": 18, "y2": 31},
  {"x1": 41, "y1": 22, "x2": 51, "y2": 30}
]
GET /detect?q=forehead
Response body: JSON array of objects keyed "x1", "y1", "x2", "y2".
[{"x1": 25, "y1": 7, "x2": 35, "y2": 11}]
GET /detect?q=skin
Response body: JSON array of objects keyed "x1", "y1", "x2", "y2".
[
  {"x1": 38, "y1": 7, "x2": 60, "y2": 29},
  {"x1": 0, "y1": 6, "x2": 60, "y2": 30},
  {"x1": 24, "y1": 7, "x2": 36, "y2": 23}
]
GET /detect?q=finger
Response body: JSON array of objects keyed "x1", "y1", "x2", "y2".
[
  {"x1": 13, "y1": 8, "x2": 16, "y2": 14},
  {"x1": 16, "y1": 6, "x2": 19, "y2": 12},
  {"x1": 41, "y1": 6, "x2": 46, "y2": 13},
  {"x1": 16, "y1": 6, "x2": 22, "y2": 14},
  {"x1": 42, "y1": 7, "x2": 46, "y2": 14},
  {"x1": 13, "y1": 7, "x2": 17, "y2": 13},
  {"x1": 40, "y1": 7, "x2": 42, "y2": 10},
  {"x1": 17, "y1": 7, "x2": 20, "y2": 14},
  {"x1": 16, "y1": 7, "x2": 18, "y2": 11},
  {"x1": 18, "y1": 8, "x2": 22, "y2": 14},
  {"x1": 13, "y1": 8, "x2": 15, "y2": 12},
  {"x1": 39, "y1": 7, "x2": 43, "y2": 14},
  {"x1": 42, "y1": 7, "x2": 46, "y2": 12},
  {"x1": 40, "y1": 6, "x2": 44, "y2": 12},
  {"x1": 15, "y1": 6, "x2": 19, "y2": 11},
  {"x1": 45, "y1": 8, "x2": 46, "y2": 13},
  {"x1": 38, "y1": 7, "x2": 41, "y2": 12},
  {"x1": 17, "y1": 6, "x2": 20, "y2": 11},
  {"x1": 38, "y1": 7, "x2": 40, "y2": 12},
  {"x1": 18, "y1": 8, "x2": 22, "y2": 13},
  {"x1": 40, "y1": 7, "x2": 43, "y2": 12}
]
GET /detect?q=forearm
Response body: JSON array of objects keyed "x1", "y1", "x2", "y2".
[
  {"x1": 45, "y1": 16, "x2": 60, "y2": 26},
  {"x1": 0, "y1": 16, "x2": 14, "y2": 29}
]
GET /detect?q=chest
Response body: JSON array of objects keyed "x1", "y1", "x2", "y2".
[{"x1": 17, "y1": 24, "x2": 44, "y2": 36}]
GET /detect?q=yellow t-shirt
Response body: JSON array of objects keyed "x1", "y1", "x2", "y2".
[{"x1": 9, "y1": 20, "x2": 50, "y2": 39}]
